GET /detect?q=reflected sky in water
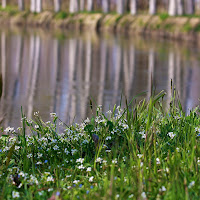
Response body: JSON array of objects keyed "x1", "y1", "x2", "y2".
[{"x1": 0, "y1": 28, "x2": 200, "y2": 128}]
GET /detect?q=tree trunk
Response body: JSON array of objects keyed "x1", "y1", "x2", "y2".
[
  {"x1": 102, "y1": 0, "x2": 109, "y2": 13},
  {"x1": 185, "y1": 0, "x2": 195, "y2": 14},
  {"x1": 54, "y1": 0, "x2": 61, "y2": 12},
  {"x1": 18, "y1": 0, "x2": 24, "y2": 11},
  {"x1": 117, "y1": 0, "x2": 124, "y2": 14},
  {"x1": 30, "y1": 0, "x2": 36, "y2": 12},
  {"x1": 36, "y1": 0, "x2": 42, "y2": 13},
  {"x1": 168, "y1": 0, "x2": 176, "y2": 16},
  {"x1": 87, "y1": 0, "x2": 93, "y2": 12},
  {"x1": 70, "y1": 0, "x2": 79, "y2": 13},
  {"x1": 80, "y1": 0, "x2": 85, "y2": 11},
  {"x1": 130, "y1": 0, "x2": 137, "y2": 15},
  {"x1": 177, "y1": 0, "x2": 184, "y2": 15},
  {"x1": 149, "y1": 0, "x2": 156, "y2": 15},
  {"x1": 2, "y1": 0, "x2": 6, "y2": 8}
]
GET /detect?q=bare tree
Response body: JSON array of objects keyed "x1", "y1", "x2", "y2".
[
  {"x1": 36, "y1": 0, "x2": 42, "y2": 13},
  {"x1": 185, "y1": 0, "x2": 195, "y2": 14},
  {"x1": 69, "y1": 0, "x2": 79, "y2": 13},
  {"x1": 102, "y1": 0, "x2": 110, "y2": 13},
  {"x1": 168, "y1": 0, "x2": 177, "y2": 16},
  {"x1": 2, "y1": 0, "x2": 6, "y2": 8},
  {"x1": 117, "y1": 0, "x2": 124, "y2": 14},
  {"x1": 149, "y1": 0, "x2": 156, "y2": 15},
  {"x1": 30, "y1": 0, "x2": 36, "y2": 12},
  {"x1": 80, "y1": 0, "x2": 85, "y2": 11},
  {"x1": 130, "y1": 0, "x2": 137, "y2": 15},
  {"x1": 177, "y1": 0, "x2": 184, "y2": 15},
  {"x1": 18, "y1": 0, "x2": 24, "y2": 11},
  {"x1": 87, "y1": 0, "x2": 93, "y2": 11},
  {"x1": 54, "y1": 0, "x2": 61, "y2": 12}
]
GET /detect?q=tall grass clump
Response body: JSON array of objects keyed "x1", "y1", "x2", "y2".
[{"x1": 0, "y1": 89, "x2": 200, "y2": 199}]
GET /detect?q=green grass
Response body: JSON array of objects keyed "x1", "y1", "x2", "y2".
[
  {"x1": 159, "y1": 13, "x2": 169, "y2": 21},
  {"x1": 0, "y1": 89, "x2": 200, "y2": 199}
]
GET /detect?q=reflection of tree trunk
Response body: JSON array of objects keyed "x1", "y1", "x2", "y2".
[
  {"x1": 18, "y1": 0, "x2": 24, "y2": 11},
  {"x1": 0, "y1": 32, "x2": 6, "y2": 125},
  {"x1": 68, "y1": 39, "x2": 77, "y2": 122},
  {"x1": 123, "y1": 49, "x2": 129, "y2": 99},
  {"x1": 82, "y1": 39, "x2": 91, "y2": 119},
  {"x1": 98, "y1": 40, "x2": 107, "y2": 106},
  {"x1": 27, "y1": 36, "x2": 41, "y2": 119},
  {"x1": 2, "y1": 0, "x2": 6, "y2": 8},
  {"x1": 147, "y1": 48, "x2": 155, "y2": 99},
  {"x1": 167, "y1": 51, "x2": 175, "y2": 107},
  {"x1": 128, "y1": 45, "x2": 136, "y2": 100},
  {"x1": 149, "y1": 0, "x2": 156, "y2": 15},
  {"x1": 102, "y1": 0, "x2": 109, "y2": 13},
  {"x1": 76, "y1": 40, "x2": 84, "y2": 120},
  {"x1": 112, "y1": 44, "x2": 121, "y2": 105},
  {"x1": 54, "y1": 0, "x2": 61, "y2": 12},
  {"x1": 7, "y1": 35, "x2": 24, "y2": 126},
  {"x1": 1, "y1": 32, "x2": 6, "y2": 100},
  {"x1": 176, "y1": 53, "x2": 181, "y2": 95},
  {"x1": 52, "y1": 39, "x2": 60, "y2": 114},
  {"x1": 130, "y1": 0, "x2": 137, "y2": 15}
]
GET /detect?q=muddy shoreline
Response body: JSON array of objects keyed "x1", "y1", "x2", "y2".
[{"x1": 1, "y1": 11, "x2": 200, "y2": 43}]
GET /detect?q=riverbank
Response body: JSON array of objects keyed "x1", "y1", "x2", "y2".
[{"x1": 1, "y1": 10, "x2": 200, "y2": 43}]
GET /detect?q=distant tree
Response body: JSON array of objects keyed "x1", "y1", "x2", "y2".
[
  {"x1": 30, "y1": 0, "x2": 36, "y2": 12},
  {"x1": 87, "y1": 0, "x2": 93, "y2": 11},
  {"x1": 149, "y1": 0, "x2": 156, "y2": 15},
  {"x1": 80, "y1": 0, "x2": 85, "y2": 11},
  {"x1": 130, "y1": 0, "x2": 137, "y2": 15},
  {"x1": 36, "y1": 0, "x2": 42, "y2": 13},
  {"x1": 69, "y1": 0, "x2": 79, "y2": 13},
  {"x1": 177, "y1": 0, "x2": 184, "y2": 15},
  {"x1": 102, "y1": 0, "x2": 110, "y2": 13},
  {"x1": 185, "y1": 0, "x2": 195, "y2": 14},
  {"x1": 117, "y1": 0, "x2": 124, "y2": 14},
  {"x1": 2, "y1": 0, "x2": 6, "y2": 8},
  {"x1": 168, "y1": 0, "x2": 176, "y2": 16},
  {"x1": 54, "y1": 0, "x2": 61, "y2": 12}
]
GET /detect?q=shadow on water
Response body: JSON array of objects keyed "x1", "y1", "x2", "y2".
[{"x1": 0, "y1": 27, "x2": 200, "y2": 129}]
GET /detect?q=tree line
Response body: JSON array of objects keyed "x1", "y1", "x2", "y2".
[{"x1": 1, "y1": 0, "x2": 199, "y2": 16}]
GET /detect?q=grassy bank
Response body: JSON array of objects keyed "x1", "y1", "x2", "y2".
[
  {"x1": 0, "y1": 89, "x2": 200, "y2": 199},
  {"x1": 1, "y1": 7, "x2": 200, "y2": 43}
]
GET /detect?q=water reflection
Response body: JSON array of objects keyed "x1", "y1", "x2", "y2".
[{"x1": 0, "y1": 29, "x2": 199, "y2": 128}]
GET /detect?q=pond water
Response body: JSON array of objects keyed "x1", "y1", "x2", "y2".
[{"x1": 0, "y1": 28, "x2": 200, "y2": 129}]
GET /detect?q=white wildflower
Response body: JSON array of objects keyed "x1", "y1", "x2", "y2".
[
  {"x1": 86, "y1": 167, "x2": 92, "y2": 172},
  {"x1": 4, "y1": 126, "x2": 15, "y2": 134},
  {"x1": 141, "y1": 192, "x2": 146, "y2": 199},
  {"x1": 156, "y1": 158, "x2": 161, "y2": 165},
  {"x1": 89, "y1": 176, "x2": 94, "y2": 182},
  {"x1": 168, "y1": 132, "x2": 176, "y2": 139},
  {"x1": 159, "y1": 186, "x2": 167, "y2": 192},
  {"x1": 188, "y1": 181, "x2": 195, "y2": 188},
  {"x1": 47, "y1": 176, "x2": 54, "y2": 182},
  {"x1": 73, "y1": 180, "x2": 80, "y2": 184},
  {"x1": 76, "y1": 158, "x2": 84, "y2": 164},
  {"x1": 12, "y1": 191, "x2": 20, "y2": 198}
]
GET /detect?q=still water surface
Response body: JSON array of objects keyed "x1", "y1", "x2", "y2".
[{"x1": 0, "y1": 28, "x2": 200, "y2": 128}]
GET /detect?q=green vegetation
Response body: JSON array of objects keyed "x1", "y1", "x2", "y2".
[
  {"x1": 55, "y1": 11, "x2": 68, "y2": 20},
  {"x1": 183, "y1": 23, "x2": 193, "y2": 32},
  {"x1": 159, "y1": 13, "x2": 169, "y2": 21},
  {"x1": 0, "y1": 89, "x2": 200, "y2": 199},
  {"x1": 0, "y1": 5, "x2": 18, "y2": 16}
]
